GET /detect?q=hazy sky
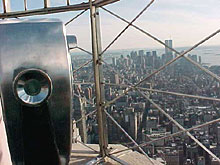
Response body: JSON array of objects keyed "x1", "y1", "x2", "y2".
[{"x1": 1, "y1": 0, "x2": 220, "y2": 51}]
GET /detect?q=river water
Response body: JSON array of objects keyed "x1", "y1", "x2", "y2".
[{"x1": 71, "y1": 45, "x2": 220, "y2": 66}]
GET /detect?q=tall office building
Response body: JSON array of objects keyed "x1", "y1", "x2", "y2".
[
  {"x1": 165, "y1": 39, "x2": 173, "y2": 56},
  {"x1": 112, "y1": 57, "x2": 117, "y2": 66},
  {"x1": 164, "y1": 40, "x2": 173, "y2": 64}
]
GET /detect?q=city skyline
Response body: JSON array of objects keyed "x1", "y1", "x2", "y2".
[
  {"x1": 1, "y1": 1, "x2": 220, "y2": 164},
  {"x1": 72, "y1": 44, "x2": 220, "y2": 164},
  {"x1": 3, "y1": 0, "x2": 220, "y2": 50}
]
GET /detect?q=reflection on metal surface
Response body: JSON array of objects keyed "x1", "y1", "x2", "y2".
[
  {"x1": 13, "y1": 69, "x2": 52, "y2": 106},
  {"x1": 67, "y1": 35, "x2": 77, "y2": 48},
  {"x1": 0, "y1": 19, "x2": 72, "y2": 164}
]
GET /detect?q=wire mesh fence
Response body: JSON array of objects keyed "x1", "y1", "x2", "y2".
[{"x1": 1, "y1": 0, "x2": 220, "y2": 164}]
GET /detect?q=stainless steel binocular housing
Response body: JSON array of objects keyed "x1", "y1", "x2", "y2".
[{"x1": 0, "y1": 19, "x2": 74, "y2": 165}]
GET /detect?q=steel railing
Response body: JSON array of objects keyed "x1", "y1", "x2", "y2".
[{"x1": 1, "y1": 0, "x2": 220, "y2": 164}]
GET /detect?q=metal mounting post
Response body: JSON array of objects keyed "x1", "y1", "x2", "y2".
[
  {"x1": 24, "y1": 0, "x2": 27, "y2": 11},
  {"x1": 44, "y1": 0, "x2": 50, "y2": 8},
  {"x1": 89, "y1": 0, "x2": 108, "y2": 158},
  {"x1": 2, "y1": 0, "x2": 10, "y2": 13}
]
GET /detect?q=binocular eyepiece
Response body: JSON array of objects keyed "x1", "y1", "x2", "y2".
[
  {"x1": 0, "y1": 19, "x2": 74, "y2": 165},
  {"x1": 13, "y1": 69, "x2": 52, "y2": 106}
]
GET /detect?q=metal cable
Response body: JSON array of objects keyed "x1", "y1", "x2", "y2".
[
  {"x1": 75, "y1": 2, "x2": 220, "y2": 163},
  {"x1": 103, "y1": 82, "x2": 220, "y2": 102},
  {"x1": 76, "y1": 140, "x2": 99, "y2": 153},
  {"x1": 71, "y1": 45, "x2": 96, "y2": 124},
  {"x1": 101, "y1": 6, "x2": 220, "y2": 83},
  {"x1": 74, "y1": 46, "x2": 93, "y2": 55},
  {"x1": 100, "y1": 0, "x2": 155, "y2": 56},
  {"x1": 72, "y1": 49, "x2": 152, "y2": 162},
  {"x1": 183, "y1": 55, "x2": 220, "y2": 82},
  {"x1": 107, "y1": 155, "x2": 130, "y2": 165},
  {"x1": 69, "y1": 46, "x2": 93, "y2": 74},
  {"x1": 101, "y1": 38, "x2": 220, "y2": 162},
  {"x1": 134, "y1": 30, "x2": 220, "y2": 84},
  {"x1": 105, "y1": 110, "x2": 154, "y2": 165},
  {"x1": 101, "y1": 58, "x2": 220, "y2": 161},
  {"x1": 65, "y1": 9, "x2": 88, "y2": 26},
  {"x1": 72, "y1": 93, "x2": 99, "y2": 155},
  {"x1": 100, "y1": 60, "x2": 148, "y2": 161},
  {"x1": 103, "y1": 27, "x2": 220, "y2": 108},
  {"x1": 73, "y1": 81, "x2": 94, "y2": 85},
  {"x1": 73, "y1": 93, "x2": 94, "y2": 105},
  {"x1": 65, "y1": 2, "x2": 220, "y2": 162},
  {"x1": 137, "y1": 90, "x2": 220, "y2": 162},
  {"x1": 72, "y1": 59, "x2": 93, "y2": 74},
  {"x1": 110, "y1": 117, "x2": 220, "y2": 155},
  {"x1": 72, "y1": 109, "x2": 97, "y2": 125},
  {"x1": 101, "y1": 59, "x2": 220, "y2": 161},
  {"x1": 89, "y1": 156, "x2": 106, "y2": 165},
  {"x1": 72, "y1": 46, "x2": 110, "y2": 62}
]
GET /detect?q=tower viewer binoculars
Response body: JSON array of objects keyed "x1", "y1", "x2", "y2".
[{"x1": 0, "y1": 19, "x2": 75, "y2": 165}]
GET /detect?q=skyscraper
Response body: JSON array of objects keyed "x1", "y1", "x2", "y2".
[
  {"x1": 112, "y1": 57, "x2": 117, "y2": 66},
  {"x1": 165, "y1": 39, "x2": 173, "y2": 56},
  {"x1": 164, "y1": 40, "x2": 173, "y2": 63}
]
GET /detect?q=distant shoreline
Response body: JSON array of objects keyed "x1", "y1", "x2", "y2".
[{"x1": 71, "y1": 45, "x2": 220, "y2": 66}]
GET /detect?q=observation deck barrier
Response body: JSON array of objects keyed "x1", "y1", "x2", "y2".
[{"x1": 1, "y1": 0, "x2": 220, "y2": 164}]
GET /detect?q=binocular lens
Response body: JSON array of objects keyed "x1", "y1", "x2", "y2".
[
  {"x1": 24, "y1": 79, "x2": 41, "y2": 96},
  {"x1": 14, "y1": 69, "x2": 52, "y2": 106}
]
